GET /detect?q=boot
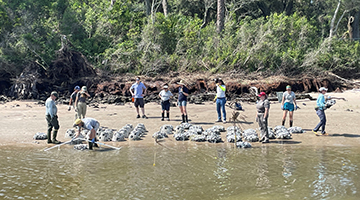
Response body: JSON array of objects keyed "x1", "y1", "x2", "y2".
[
  {"x1": 52, "y1": 130, "x2": 61, "y2": 144},
  {"x1": 88, "y1": 142, "x2": 93, "y2": 150},
  {"x1": 47, "y1": 129, "x2": 52, "y2": 144},
  {"x1": 161, "y1": 112, "x2": 164, "y2": 121},
  {"x1": 166, "y1": 112, "x2": 170, "y2": 121},
  {"x1": 281, "y1": 120, "x2": 285, "y2": 126},
  {"x1": 185, "y1": 115, "x2": 188, "y2": 123},
  {"x1": 290, "y1": 120, "x2": 293, "y2": 127},
  {"x1": 93, "y1": 138, "x2": 99, "y2": 148},
  {"x1": 182, "y1": 114, "x2": 185, "y2": 123}
]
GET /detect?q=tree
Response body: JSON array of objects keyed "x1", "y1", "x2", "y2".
[{"x1": 216, "y1": 0, "x2": 225, "y2": 33}]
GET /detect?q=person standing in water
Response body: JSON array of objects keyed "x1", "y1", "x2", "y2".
[
  {"x1": 73, "y1": 118, "x2": 100, "y2": 150},
  {"x1": 256, "y1": 92, "x2": 270, "y2": 143},
  {"x1": 75, "y1": 86, "x2": 90, "y2": 119},
  {"x1": 68, "y1": 85, "x2": 80, "y2": 120},
  {"x1": 159, "y1": 84, "x2": 173, "y2": 121},
  {"x1": 214, "y1": 79, "x2": 226, "y2": 123},
  {"x1": 130, "y1": 77, "x2": 148, "y2": 119},
  {"x1": 45, "y1": 91, "x2": 61, "y2": 144},
  {"x1": 281, "y1": 85, "x2": 298, "y2": 127},
  {"x1": 177, "y1": 80, "x2": 189, "y2": 123}
]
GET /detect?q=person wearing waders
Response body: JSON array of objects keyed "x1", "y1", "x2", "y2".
[
  {"x1": 256, "y1": 92, "x2": 270, "y2": 143},
  {"x1": 214, "y1": 79, "x2": 226, "y2": 124},
  {"x1": 130, "y1": 77, "x2": 148, "y2": 119},
  {"x1": 281, "y1": 85, "x2": 298, "y2": 127},
  {"x1": 177, "y1": 80, "x2": 189, "y2": 123},
  {"x1": 68, "y1": 85, "x2": 80, "y2": 120},
  {"x1": 73, "y1": 118, "x2": 100, "y2": 150},
  {"x1": 45, "y1": 91, "x2": 61, "y2": 144},
  {"x1": 159, "y1": 84, "x2": 173, "y2": 121},
  {"x1": 75, "y1": 86, "x2": 90, "y2": 119}
]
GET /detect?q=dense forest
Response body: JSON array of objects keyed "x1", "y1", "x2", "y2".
[{"x1": 0, "y1": 0, "x2": 360, "y2": 85}]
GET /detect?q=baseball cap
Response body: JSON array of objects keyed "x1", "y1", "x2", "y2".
[
  {"x1": 319, "y1": 87, "x2": 328, "y2": 92},
  {"x1": 74, "y1": 86, "x2": 80, "y2": 90},
  {"x1": 258, "y1": 92, "x2": 266, "y2": 97},
  {"x1": 51, "y1": 91, "x2": 59, "y2": 98}
]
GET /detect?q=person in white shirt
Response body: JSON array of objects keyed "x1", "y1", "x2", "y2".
[
  {"x1": 214, "y1": 79, "x2": 226, "y2": 123},
  {"x1": 159, "y1": 85, "x2": 173, "y2": 121},
  {"x1": 281, "y1": 85, "x2": 297, "y2": 127}
]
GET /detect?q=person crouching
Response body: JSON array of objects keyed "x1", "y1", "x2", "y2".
[
  {"x1": 159, "y1": 84, "x2": 173, "y2": 121},
  {"x1": 73, "y1": 118, "x2": 100, "y2": 150}
]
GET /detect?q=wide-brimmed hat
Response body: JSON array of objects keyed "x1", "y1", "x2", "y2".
[
  {"x1": 319, "y1": 87, "x2": 328, "y2": 92},
  {"x1": 177, "y1": 80, "x2": 186, "y2": 85},
  {"x1": 82, "y1": 86, "x2": 87, "y2": 91},
  {"x1": 74, "y1": 86, "x2": 80, "y2": 90},
  {"x1": 258, "y1": 92, "x2": 266, "y2": 97},
  {"x1": 51, "y1": 91, "x2": 59, "y2": 98},
  {"x1": 163, "y1": 85, "x2": 169, "y2": 89},
  {"x1": 73, "y1": 118, "x2": 82, "y2": 127}
]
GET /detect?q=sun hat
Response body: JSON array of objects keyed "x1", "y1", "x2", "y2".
[
  {"x1": 73, "y1": 118, "x2": 82, "y2": 127},
  {"x1": 258, "y1": 92, "x2": 266, "y2": 97},
  {"x1": 177, "y1": 80, "x2": 186, "y2": 85},
  {"x1": 74, "y1": 86, "x2": 80, "y2": 90},
  {"x1": 51, "y1": 91, "x2": 59, "y2": 98},
  {"x1": 286, "y1": 85, "x2": 291, "y2": 89},
  {"x1": 82, "y1": 86, "x2": 87, "y2": 91},
  {"x1": 319, "y1": 87, "x2": 328, "y2": 92},
  {"x1": 163, "y1": 85, "x2": 169, "y2": 89}
]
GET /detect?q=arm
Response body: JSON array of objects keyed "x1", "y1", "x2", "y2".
[
  {"x1": 281, "y1": 94, "x2": 285, "y2": 105},
  {"x1": 69, "y1": 98, "x2": 73, "y2": 106},
  {"x1": 328, "y1": 96, "x2": 346, "y2": 101},
  {"x1": 143, "y1": 88, "x2": 147, "y2": 96},
  {"x1": 75, "y1": 127, "x2": 81, "y2": 138},
  {"x1": 74, "y1": 93, "x2": 79, "y2": 108},
  {"x1": 129, "y1": 86, "x2": 134, "y2": 96},
  {"x1": 218, "y1": 84, "x2": 226, "y2": 92},
  {"x1": 84, "y1": 92, "x2": 90, "y2": 98},
  {"x1": 264, "y1": 107, "x2": 269, "y2": 119}
]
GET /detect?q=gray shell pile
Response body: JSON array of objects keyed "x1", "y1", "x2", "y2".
[
  {"x1": 121, "y1": 124, "x2": 134, "y2": 138},
  {"x1": 274, "y1": 126, "x2": 292, "y2": 139},
  {"x1": 267, "y1": 127, "x2": 276, "y2": 139},
  {"x1": 112, "y1": 131, "x2": 126, "y2": 142},
  {"x1": 287, "y1": 127, "x2": 305, "y2": 134},
  {"x1": 190, "y1": 134, "x2": 207, "y2": 142},
  {"x1": 326, "y1": 99, "x2": 336, "y2": 108},
  {"x1": 236, "y1": 141, "x2": 252, "y2": 148},
  {"x1": 160, "y1": 125, "x2": 174, "y2": 135},
  {"x1": 152, "y1": 131, "x2": 168, "y2": 139},
  {"x1": 203, "y1": 128, "x2": 221, "y2": 136},
  {"x1": 64, "y1": 129, "x2": 85, "y2": 144},
  {"x1": 188, "y1": 125, "x2": 203, "y2": 135},
  {"x1": 174, "y1": 132, "x2": 188, "y2": 141},
  {"x1": 175, "y1": 125, "x2": 185, "y2": 133},
  {"x1": 65, "y1": 129, "x2": 76, "y2": 138},
  {"x1": 129, "y1": 124, "x2": 147, "y2": 140},
  {"x1": 33, "y1": 132, "x2": 47, "y2": 140},
  {"x1": 243, "y1": 129, "x2": 259, "y2": 142},
  {"x1": 211, "y1": 125, "x2": 226, "y2": 132},
  {"x1": 226, "y1": 126, "x2": 242, "y2": 143},
  {"x1": 180, "y1": 122, "x2": 192, "y2": 129},
  {"x1": 73, "y1": 144, "x2": 88, "y2": 151},
  {"x1": 206, "y1": 132, "x2": 223, "y2": 143},
  {"x1": 97, "y1": 128, "x2": 114, "y2": 142}
]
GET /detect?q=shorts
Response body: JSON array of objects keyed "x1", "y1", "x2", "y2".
[
  {"x1": 284, "y1": 102, "x2": 294, "y2": 111},
  {"x1": 177, "y1": 100, "x2": 187, "y2": 107},
  {"x1": 134, "y1": 98, "x2": 145, "y2": 108},
  {"x1": 161, "y1": 100, "x2": 170, "y2": 111}
]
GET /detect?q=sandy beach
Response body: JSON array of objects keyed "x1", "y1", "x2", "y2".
[{"x1": 1, "y1": 90, "x2": 359, "y2": 148}]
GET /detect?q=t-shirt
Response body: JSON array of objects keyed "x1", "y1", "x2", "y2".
[
  {"x1": 45, "y1": 97, "x2": 57, "y2": 118},
  {"x1": 316, "y1": 93, "x2": 326, "y2": 110},
  {"x1": 216, "y1": 85, "x2": 226, "y2": 98},
  {"x1": 130, "y1": 82, "x2": 146, "y2": 98},
  {"x1": 82, "y1": 118, "x2": 99, "y2": 130},
  {"x1": 283, "y1": 91, "x2": 295, "y2": 104},
  {"x1": 159, "y1": 90, "x2": 173, "y2": 101},
  {"x1": 70, "y1": 91, "x2": 78, "y2": 102},
  {"x1": 76, "y1": 92, "x2": 87, "y2": 102},
  {"x1": 256, "y1": 99, "x2": 270, "y2": 113},
  {"x1": 178, "y1": 86, "x2": 189, "y2": 101}
]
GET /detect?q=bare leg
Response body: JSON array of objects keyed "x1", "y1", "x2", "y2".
[
  {"x1": 289, "y1": 111, "x2": 294, "y2": 127},
  {"x1": 141, "y1": 107, "x2": 145, "y2": 115},
  {"x1": 135, "y1": 107, "x2": 140, "y2": 115}
]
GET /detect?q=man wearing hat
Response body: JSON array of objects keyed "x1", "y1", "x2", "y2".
[
  {"x1": 75, "y1": 86, "x2": 90, "y2": 119},
  {"x1": 68, "y1": 86, "x2": 80, "y2": 120},
  {"x1": 45, "y1": 91, "x2": 61, "y2": 144},
  {"x1": 159, "y1": 84, "x2": 173, "y2": 121},
  {"x1": 130, "y1": 77, "x2": 147, "y2": 119},
  {"x1": 177, "y1": 80, "x2": 189, "y2": 123},
  {"x1": 73, "y1": 118, "x2": 100, "y2": 150}
]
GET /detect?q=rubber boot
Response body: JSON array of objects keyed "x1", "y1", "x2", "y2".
[
  {"x1": 185, "y1": 115, "x2": 188, "y2": 123},
  {"x1": 281, "y1": 120, "x2": 285, "y2": 126},
  {"x1": 161, "y1": 112, "x2": 164, "y2": 121},
  {"x1": 290, "y1": 120, "x2": 293, "y2": 127},
  {"x1": 182, "y1": 114, "x2": 185, "y2": 123},
  {"x1": 93, "y1": 138, "x2": 99, "y2": 148},
  {"x1": 166, "y1": 112, "x2": 170, "y2": 121},
  {"x1": 52, "y1": 130, "x2": 61, "y2": 144},
  {"x1": 47, "y1": 129, "x2": 52, "y2": 144},
  {"x1": 88, "y1": 142, "x2": 93, "y2": 150}
]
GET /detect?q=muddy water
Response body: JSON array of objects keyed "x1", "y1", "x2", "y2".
[{"x1": 0, "y1": 145, "x2": 359, "y2": 200}]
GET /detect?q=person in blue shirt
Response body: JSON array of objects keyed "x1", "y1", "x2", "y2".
[
  {"x1": 45, "y1": 91, "x2": 61, "y2": 144},
  {"x1": 130, "y1": 77, "x2": 148, "y2": 119},
  {"x1": 177, "y1": 80, "x2": 189, "y2": 123}
]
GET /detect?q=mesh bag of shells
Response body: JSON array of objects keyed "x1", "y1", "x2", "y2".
[
  {"x1": 274, "y1": 126, "x2": 292, "y2": 139},
  {"x1": 33, "y1": 132, "x2": 47, "y2": 140},
  {"x1": 243, "y1": 129, "x2": 259, "y2": 142},
  {"x1": 236, "y1": 141, "x2": 252, "y2": 148},
  {"x1": 287, "y1": 127, "x2": 305, "y2": 134},
  {"x1": 129, "y1": 124, "x2": 147, "y2": 141},
  {"x1": 226, "y1": 126, "x2": 242, "y2": 143}
]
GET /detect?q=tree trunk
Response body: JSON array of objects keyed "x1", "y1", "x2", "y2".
[
  {"x1": 285, "y1": 0, "x2": 293, "y2": 16},
  {"x1": 329, "y1": 0, "x2": 341, "y2": 38},
  {"x1": 256, "y1": 1, "x2": 270, "y2": 18},
  {"x1": 162, "y1": 0, "x2": 168, "y2": 17},
  {"x1": 353, "y1": 10, "x2": 360, "y2": 40},
  {"x1": 216, "y1": 0, "x2": 225, "y2": 33},
  {"x1": 111, "y1": 0, "x2": 116, "y2": 7},
  {"x1": 145, "y1": 0, "x2": 151, "y2": 16}
]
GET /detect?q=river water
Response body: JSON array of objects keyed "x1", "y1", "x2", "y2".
[{"x1": 0, "y1": 144, "x2": 359, "y2": 200}]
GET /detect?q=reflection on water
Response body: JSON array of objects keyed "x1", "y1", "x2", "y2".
[{"x1": 0, "y1": 145, "x2": 359, "y2": 200}]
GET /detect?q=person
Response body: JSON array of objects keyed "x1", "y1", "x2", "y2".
[
  {"x1": 281, "y1": 85, "x2": 298, "y2": 127},
  {"x1": 177, "y1": 80, "x2": 189, "y2": 123},
  {"x1": 68, "y1": 86, "x2": 80, "y2": 120},
  {"x1": 45, "y1": 91, "x2": 61, "y2": 144},
  {"x1": 75, "y1": 86, "x2": 90, "y2": 119},
  {"x1": 130, "y1": 77, "x2": 147, "y2": 119},
  {"x1": 214, "y1": 79, "x2": 226, "y2": 123},
  {"x1": 256, "y1": 92, "x2": 270, "y2": 143},
  {"x1": 73, "y1": 118, "x2": 100, "y2": 150},
  {"x1": 159, "y1": 84, "x2": 173, "y2": 121}
]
